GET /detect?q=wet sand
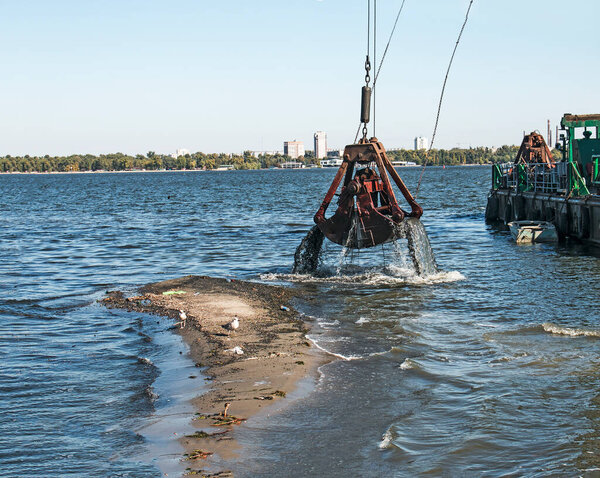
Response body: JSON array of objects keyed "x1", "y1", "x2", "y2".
[{"x1": 103, "y1": 275, "x2": 325, "y2": 476}]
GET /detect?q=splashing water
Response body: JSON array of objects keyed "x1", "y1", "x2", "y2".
[
  {"x1": 292, "y1": 225, "x2": 324, "y2": 274},
  {"x1": 292, "y1": 217, "x2": 438, "y2": 278},
  {"x1": 402, "y1": 218, "x2": 438, "y2": 276}
]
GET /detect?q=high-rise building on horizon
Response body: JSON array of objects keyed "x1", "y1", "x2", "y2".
[
  {"x1": 414, "y1": 137, "x2": 428, "y2": 151},
  {"x1": 314, "y1": 131, "x2": 327, "y2": 159},
  {"x1": 283, "y1": 140, "x2": 305, "y2": 159}
]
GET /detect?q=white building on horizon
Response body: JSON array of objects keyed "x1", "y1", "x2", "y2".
[
  {"x1": 414, "y1": 137, "x2": 428, "y2": 151},
  {"x1": 251, "y1": 150, "x2": 283, "y2": 158},
  {"x1": 283, "y1": 140, "x2": 305, "y2": 159},
  {"x1": 171, "y1": 148, "x2": 190, "y2": 159},
  {"x1": 314, "y1": 131, "x2": 327, "y2": 159}
]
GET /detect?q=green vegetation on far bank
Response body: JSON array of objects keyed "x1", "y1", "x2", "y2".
[{"x1": 1, "y1": 145, "x2": 558, "y2": 173}]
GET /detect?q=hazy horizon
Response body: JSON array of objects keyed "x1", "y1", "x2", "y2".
[{"x1": 2, "y1": 143, "x2": 522, "y2": 158}]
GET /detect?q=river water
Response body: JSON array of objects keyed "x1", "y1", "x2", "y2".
[{"x1": 1, "y1": 167, "x2": 600, "y2": 477}]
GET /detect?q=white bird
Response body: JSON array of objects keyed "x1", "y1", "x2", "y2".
[
  {"x1": 225, "y1": 316, "x2": 239, "y2": 332},
  {"x1": 227, "y1": 346, "x2": 244, "y2": 355},
  {"x1": 178, "y1": 309, "x2": 187, "y2": 328}
]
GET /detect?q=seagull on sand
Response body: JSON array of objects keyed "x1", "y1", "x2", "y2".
[
  {"x1": 178, "y1": 309, "x2": 187, "y2": 328},
  {"x1": 224, "y1": 316, "x2": 239, "y2": 332}
]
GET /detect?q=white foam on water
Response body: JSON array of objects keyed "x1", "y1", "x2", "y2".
[
  {"x1": 490, "y1": 352, "x2": 529, "y2": 365},
  {"x1": 367, "y1": 349, "x2": 391, "y2": 358},
  {"x1": 137, "y1": 356, "x2": 154, "y2": 365},
  {"x1": 306, "y1": 334, "x2": 363, "y2": 361},
  {"x1": 260, "y1": 269, "x2": 465, "y2": 286},
  {"x1": 298, "y1": 313, "x2": 320, "y2": 322},
  {"x1": 318, "y1": 319, "x2": 340, "y2": 328},
  {"x1": 104, "y1": 423, "x2": 121, "y2": 433},
  {"x1": 314, "y1": 334, "x2": 351, "y2": 344},
  {"x1": 356, "y1": 317, "x2": 371, "y2": 325},
  {"x1": 542, "y1": 323, "x2": 600, "y2": 338},
  {"x1": 400, "y1": 358, "x2": 414, "y2": 370},
  {"x1": 404, "y1": 270, "x2": 466, "y2": 285},
  {"x1": 379, "y1": 426, "x2": 395, "y2": 450}
]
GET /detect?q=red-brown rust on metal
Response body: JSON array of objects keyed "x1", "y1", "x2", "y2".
[
  {"x1": 370, "y1": 142, "x2": 405, "y2": 223},
  {"x1": 377, "y1": 141, "x2": 423, "y2": 218},
  {"x1": 314, "y1": 137, "x2": 423, "y2": 249},
  {"x1": 514, "y1": 132, "x2": 555, "y2": 168},
  {"x1": 314, "y1": 159, "x2": 349, "y2": 224},
  {"x1": 562, "y1": 114, "x2": 600, "y2": 123}
]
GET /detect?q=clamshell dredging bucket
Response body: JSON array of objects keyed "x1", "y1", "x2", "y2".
[{"x1": 314, "y1": 138, "x2": 422, "y2": 249}]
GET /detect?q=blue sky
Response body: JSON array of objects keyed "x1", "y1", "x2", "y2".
[{"x1": 0, "y1": 0, "x2": 598, "y2": 155}]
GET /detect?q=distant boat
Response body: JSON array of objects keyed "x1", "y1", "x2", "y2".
[
  {"x1": 278, "y1": 161, "x2": 305, "y2": 169},
  {"x1": 508, "y1": 221, "x2": 558, "y2": 244},
  {"x1": 320, "y1": 158, "x2": 343, "y2": 168}
]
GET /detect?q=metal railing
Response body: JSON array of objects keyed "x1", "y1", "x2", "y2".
[{"x1": 493, "y1": 162, "x2": 570, "y2": 194}]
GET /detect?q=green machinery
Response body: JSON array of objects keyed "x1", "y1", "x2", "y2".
[
  {"x1": 560, "y1": 114, "x2": 600, "y2": 195},
  {"x1": 491, "y1": 114, "x2": 600, "y2": 196}
]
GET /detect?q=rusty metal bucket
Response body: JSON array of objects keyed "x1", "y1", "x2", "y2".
[{"x1": 314, "y1": 138, "x2": 422, "y2": 249}]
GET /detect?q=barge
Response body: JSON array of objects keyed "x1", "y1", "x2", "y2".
[{"x1": 485, "y1": 114, "x2": 600, "y2": 246}]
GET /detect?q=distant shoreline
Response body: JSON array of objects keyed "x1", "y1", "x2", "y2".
[{"x1": 0, "y1": 164, "x2": 490, "y2": 175}]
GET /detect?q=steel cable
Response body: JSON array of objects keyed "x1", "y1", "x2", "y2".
[
  {"x1": 373, "y1": 0, "x2": 408, "y2": 86},
  {"x1": 415, "y1": 0, "x2": 475, "y2": 197},
  {"x1": 373, "y1": 0, "x2": 377, "y2": 137},
  {"x1": 354, "y1": 0, "x2": 409, "y2": 144}
]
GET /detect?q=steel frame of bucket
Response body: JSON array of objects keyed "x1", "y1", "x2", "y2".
[{"x1": 314, "y1": 137, "x2": 423, "y2": 249}]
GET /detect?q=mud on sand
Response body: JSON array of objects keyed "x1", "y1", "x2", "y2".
[{"x1": 103, "y1": 275, "x2": 324, "y2": 476}]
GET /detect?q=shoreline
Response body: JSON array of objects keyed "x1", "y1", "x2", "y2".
[
  {"x1": 103, "y1": 275, "x2": 326, "y2": 476},
  {"x1": 0, "y1": 164, "x2": 491, "y2": 176}
]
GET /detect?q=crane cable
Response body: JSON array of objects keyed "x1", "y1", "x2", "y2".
[
  {"x1": 374, "y1": 0, "x2": 407, "y2": 87},
  {"x1": 355, "y1": 0, "x2": 407, "y2": 144},
  {"x1": 373, "y1": 0, "x2": 377, "y2": 137},
  {"x1": 355, "y1": 0, "x2": 373, "y2": 144},
  {"x1": 415, "y1": 0, "x2": 475, "y2": 197}
]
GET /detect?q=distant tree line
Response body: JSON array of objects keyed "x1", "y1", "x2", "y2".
[
  {"x1": 1, "y1": 145, "x2": 552, "y2": 173},
  {"x1": 386, "y1": 145, "x2": 522, "y2": 166}
]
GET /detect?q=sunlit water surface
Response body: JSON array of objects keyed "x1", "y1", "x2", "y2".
[{"x1": 1, "y1": 167, "x2": 600, "y2": 477}]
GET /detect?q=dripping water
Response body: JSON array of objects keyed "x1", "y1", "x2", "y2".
[
  {"x1": 292, "y1": 225, "x2": 324, "y2": 274},
  {"x1": 401, "y1": 218, "x2": 439, "y2": 276},
  {"x1": 292, "y1": 218, "x2": 438, "y2": 278}
]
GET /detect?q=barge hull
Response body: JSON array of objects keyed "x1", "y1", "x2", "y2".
[{"x1": 486, "y1": 189, "x2": 600, "y2": 246}]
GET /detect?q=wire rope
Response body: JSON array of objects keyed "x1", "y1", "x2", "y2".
[
  {"x1": 373, "y1": 0, "x2": 377, "y2": 137},
  {"x1": 373, "y1": 0, "x2": 407, "y2": 86},
  {"x1": 354, "y1": 0, "x2": 409, "y2": 144},
  {"x1": 415, "y1": 0, "x2": 475, "y2": 196}
]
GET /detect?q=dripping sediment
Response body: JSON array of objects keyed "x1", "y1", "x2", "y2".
[
  {"x1": 400, "y1": 218, "x2": 438, "y2": 276},
  {"x1": 293, "y1": 218, "x2": 438, "y2": 279},
  {"x1": 292, "y1": 225, "x2": 324, "y2": 274}
]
